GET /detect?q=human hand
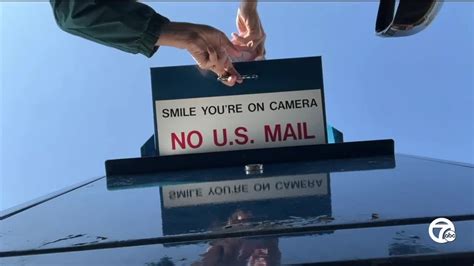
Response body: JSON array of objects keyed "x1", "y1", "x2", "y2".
[
  {"x1": 231, "y1": 1, "x2": 266, "y2": 61},
  {"x1": 158, "y1": 22, "x2": 242, "y2": 86}
]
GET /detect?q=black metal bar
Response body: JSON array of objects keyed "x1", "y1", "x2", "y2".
[{"x1": 105, "y1": 139, "x2": 394, "y2": 176}]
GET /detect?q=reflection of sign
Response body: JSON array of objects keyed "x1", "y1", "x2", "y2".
[
  {"x1": 162, "y1": 173, "x2": 328, "y2": 208},
  {"x1": 155, "y1": 90, "x2": 326, "y2": 156},
  {"x1": 160, "y1": 173, "x2": 332, "y2": 236}
]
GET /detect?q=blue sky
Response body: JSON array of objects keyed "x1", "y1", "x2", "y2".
[{"x1": 1, "y1": 2, "x2": 473, "y2": 211}]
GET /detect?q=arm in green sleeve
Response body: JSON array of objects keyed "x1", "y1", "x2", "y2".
[{"x1": 50, "y1": 0, "x2": 170, "y2": 58}]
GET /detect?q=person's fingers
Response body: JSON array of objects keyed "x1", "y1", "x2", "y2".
[
  {"x1": 207, "y1": 48, "x2": 232, "y2": 86},
  {"x1": 236, "y1": 10, "x2": 248, "y2": 34},
  {"x1": 224, "y1": 58, "x2": 242, "y2": 84},
  {"x1": 247, "y1": 20, "x2": 261, "y2": 33},
  {"x1": 207, "y1": 47, "x2": 219, "y2": 69},
  {"x1": 231, "y1": 32, "x2": 248, "y2": 46},
  {"x1": 255, "y1": 49, "x2": 265, "y2": 59},
  {"x1": 254, "y1": 43, "x2": 266, "y2": 60},
  {"x1": 232, "y1": 44, "x2": 255, "y2": 55},
  {"x1": 220, "y1": 35, "x2": 241, "y2": 58},
  {"x1": 251, "y1": 32, "x2": 265, "y2": 47},
  {"x1": 222, "y1": 76, "x2": 237, "y2": 87},
  {"x1": 214, "y1": 48, "x2": 230, "y2": 74},
  {"x1": 237, "y1": 13, "x2": 263, "y2": 35},
  {"x1": 192, "y1": 52, "x2": 211, "y2": 70},
  {"x1": 232, "y1": 31, "x2": 265, "y2": 49},
  {"x1": 217, "y1": 57, "x2": 242, "y2": 87},
  {"x1": 225, "y1": 69, "x2": 242, "y2": 85}
]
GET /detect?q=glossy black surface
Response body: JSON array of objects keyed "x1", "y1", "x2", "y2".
[
  {"x1": 1, "y1": 154, "x2": 473, "y2": 261},
  {"x1": 2, "y1": 222, "x2": 473, "y2": 265}
]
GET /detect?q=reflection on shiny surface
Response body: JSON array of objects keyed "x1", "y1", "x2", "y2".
[
  {"x1": 160, "y1": 173, "x2": 331, "y2": 236},
  {"x1": 389, "y1": 230, "x2": 437, "y2": 256},
  {"x1": 195, "y1": 238, "x2": 280, "y2": 266},
  {"x1": 1, "y1": 221, "x2": 473, "y2": 265},
  {"x1": 1, "y1": 155, "x2": 473, "y2": 258},
  {"x1": 192, "y1": 210, "x2": 282, "y2": 266}
]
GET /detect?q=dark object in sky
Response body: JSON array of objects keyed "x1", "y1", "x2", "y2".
[{"x1": 376, "y1": 0, "x2": 443, "y2": 37}]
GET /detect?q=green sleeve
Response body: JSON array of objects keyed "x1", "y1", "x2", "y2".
[{"x1": 50, "y1": 0, "x2": 170, "y2": 58}]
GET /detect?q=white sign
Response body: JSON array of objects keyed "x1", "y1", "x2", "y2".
[
  {"x1": 155, "y1": 89, "x2": 326, "y2": 155},
  {"x1": 162, "y1": 173, "x2": 329, "y2": 208}
]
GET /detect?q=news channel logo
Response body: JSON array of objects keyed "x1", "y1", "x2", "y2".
[{"x1": 429, "y1": 218, "x2": 456, "y2": 243}]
